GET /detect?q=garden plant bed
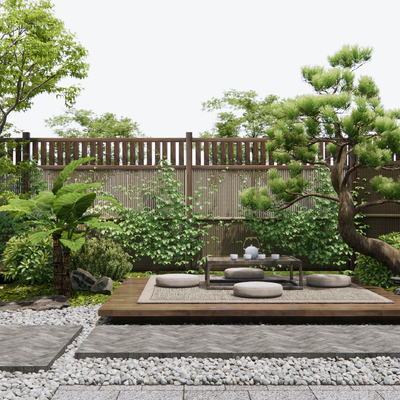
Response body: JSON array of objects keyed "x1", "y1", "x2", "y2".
[{"x1": 98, "y1": 277, "x2": 400, "y2": 324}]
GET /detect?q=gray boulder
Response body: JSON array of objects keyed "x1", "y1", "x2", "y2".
[
  {"x1": 90, "y1": 277, "x2": 113, "y2": 295},
  {"x1": 0, "y1": 295, "x2": 70, "y2": 311},
  {"x1": 70, "y1": 268, "x2": 96, "y2": 291},
  {"x1": 395, "y1": 288, "x2": 400, "y2": 295}
]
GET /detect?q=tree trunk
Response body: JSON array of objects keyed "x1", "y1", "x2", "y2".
[
  {"x1": 331, "y1": 150, "x2": 400, "y2": 275},
  {"x1": 53, "y1": 236, "x2": 71, "y2": 298}
]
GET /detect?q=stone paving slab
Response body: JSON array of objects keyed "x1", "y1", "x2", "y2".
[
  {"x1": 52, "y1": 385, "x2": 400, "y2": 400},
  {"x1": 0, "y1": 325, "x2": 82, "y2": 372},
  {"x1": 76, "y1": 325, "x2": 400, "y2": 359}
]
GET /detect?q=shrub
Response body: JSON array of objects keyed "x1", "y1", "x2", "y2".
[
  {"x1": 70, "y1": 236, "x2": 132, "y2": 281},
  {"x1": 354, "y1": 232, "x2": 400, "y2": 289},
  {"x1": 1, "y1": 230, "x2": 53, "y2": 284},
  {"x1": 241, "y1": 166, "x2": 367, "y2": 268},
  {"x1": 96, "y1": 160, "x2": 220, "y2": 268}
]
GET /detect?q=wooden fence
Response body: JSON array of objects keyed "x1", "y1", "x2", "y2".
[{"x1": 1, "y1": 132, "x2": 399, "y2": 271}]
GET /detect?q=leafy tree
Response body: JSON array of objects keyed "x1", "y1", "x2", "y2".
[
  {"x1": 1, "y1": 157, "x2": 122, "y2": 297},
  {"x1": 0, "y1": 0, "x2": 89, "y2": 136},
  {"x1": 201, "y1": 89, "x2": 278, "y2": 138},
  {"x1": 45, "y1": 108, "x2": 144, "y2": 138},
  {"x1": 239, "y1": 45, "x2": 400, "y2": 275}
]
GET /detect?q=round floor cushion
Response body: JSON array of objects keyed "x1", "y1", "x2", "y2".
[
  {"x1": 224, "y1": 267, "x2": 264, "y2": 280},
  {"x1": 233, "y1": 282, "x2": 283, "y2": 298},
  {"x1": 156, "y1": 274, "x2": 200, "y2": 288},
  {"x1": 306, "y1": 274, "x2": 351, "y2": 288}
]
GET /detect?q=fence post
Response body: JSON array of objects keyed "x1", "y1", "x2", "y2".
[
  {"x1": 186, "y1": 132, "x2": 192, "y2": 207},
  {"x1": 22, "y1": 131, "x2": 30, "y2": 195},
  {"x1": 185, "y1": 132, "x2": 193, "y2": 271}
]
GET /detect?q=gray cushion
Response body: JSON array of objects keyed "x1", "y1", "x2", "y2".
[
  {"x1": 306, "y1": 274, "x2": 351, "y2": 288},
  {"x1": 156, "y1": 274, "x2": 200, "y2": 288},
  {"x1": 224, "y1": 267, "x2": 264, "y2": 280},
  {"x1": 233, "y1": 282, "x2": 283, "y2": 298}
]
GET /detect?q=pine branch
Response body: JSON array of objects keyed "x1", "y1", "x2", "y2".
[{"x1": 354, "y1": 199, "x2": 400, "y2": 214}]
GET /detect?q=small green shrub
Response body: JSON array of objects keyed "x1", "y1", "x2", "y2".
[
  {"x1": 1, "y1": 230, "x2": 53, "y2": 284},
  {"x1": 354, "y1": 232, "x2": 400, "y2": 289},
  {"x1": 71, "y1": 236, "x2": 132, "y2": 281}
]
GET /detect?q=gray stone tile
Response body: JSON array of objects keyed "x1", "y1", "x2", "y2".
[
  {"x1": 118, "y1": 391, "x2": 183, "y2": 400},
  {"x1": 52, "y1": 386, "x2": 117, "y2": 400},
  {"x1": 311, "y1": 388, "x2": 381, "y2": 400},
  {"x1": 99, "y1": 384, "x2": 142, "y2": 392},
  {"x1": 249, "y1": 388, "x2": 315, "y2": 400},
  {"x1": 55, "y1": 386, "x2": 101, "y2": 391},
  {"x1": 184, "y1": 391, "x2": 250, "y2": 400},
  {"x1": 142, "y1": 385, "x2": 184, "y2": 391},
  {"x1": 185, "y1": 385, "x2": 226, "y2": 391},
  {"x1": 0, "y1": 325, "x2": 82, "y2": 372},
  {"x1": 75, "y1": 325, "x2": 400, "y2": 360}
]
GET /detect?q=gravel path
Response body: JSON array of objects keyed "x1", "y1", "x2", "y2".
[{"x1": 2, "y1": 306, "x2": 400, "y2": 399}]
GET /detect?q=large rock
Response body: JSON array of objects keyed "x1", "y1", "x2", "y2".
[
  {"x1": 90, "y1": 277, "x2": 113, "y2": 295},
  {"x1": 0, "y1": 295, "x2": 70, "y2": 311},
  {"x1": 70, "y1": 268, "x2": 96, "y2": 291}
]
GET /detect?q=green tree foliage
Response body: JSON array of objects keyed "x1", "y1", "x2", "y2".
[
  {"x1": 98, "y1": 160, "x2": 220, "y2": 268},
  {"x1": 241, "y1": 166, "x2": 366, "y2": 267},
  {"x1": 45, "y1": 108, "x2": 144, "y2": 138},
  {"x1": 0, "y1": 0, "x2": 89, "y2": 136},
  {"x1": 238, "y1": 45, "x2": 400, "y2": 274},
  {"x1": 1, "y1": 157, "x2": 122, "y2": 296},
  {"x1": 201, "y1": 89, "x2": 279, "y2": 138}
]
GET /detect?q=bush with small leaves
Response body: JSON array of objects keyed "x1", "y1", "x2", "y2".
[
  {"x1": 354, "y1": 232, "x2": 400, "y2": 289},
  {"x1": 70, "y1": 236, "x2": 132, "y2": 281},
  {"x1": 1, "y1": 230, "x2": 53, "y2": 284}
]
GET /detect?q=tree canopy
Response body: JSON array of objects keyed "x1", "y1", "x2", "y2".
[
  {"x1": 201, "y1": 89, "x2": 278, "y2": 138},
  {"x1": 239, "y1": 45, "x2": 400, "y2": 274},
  {"x1": 45, "y1": 108, "x2": 144, "y2": 138},
  {"x1": 0, "y1": 0, "x2": 89, "y2": 136}
]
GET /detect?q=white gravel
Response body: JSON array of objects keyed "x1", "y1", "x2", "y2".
[{"x1": 1, "y1": 306, "x2": 400, "y2": 399}]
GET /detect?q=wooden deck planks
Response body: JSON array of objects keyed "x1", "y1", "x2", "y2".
[{"x1": 98, "y1": 278, "x2": 400, "y2": 321}]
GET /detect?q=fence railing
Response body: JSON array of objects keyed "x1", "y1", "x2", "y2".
[{"x1": 1, "y1": 132, "x2": 356, "y2": 169}]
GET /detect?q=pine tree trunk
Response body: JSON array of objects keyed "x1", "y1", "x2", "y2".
[
  {"x1": 53, "y1": 236, "x2": 71, "y2": 298},
  {"x1": 331, "y1": 149, "x2": 400, "y2": 275}
]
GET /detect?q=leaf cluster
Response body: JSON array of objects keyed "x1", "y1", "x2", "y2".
[
  {"x1": 97, "y1": 160, "x2": 219, "y2": 267},
  {"x1": 354, "y1": 232, "x2": 400, "y2": 288},
  {"x1": 45, "y1": 108, "x2": 144, "y2": 139},
  {"x1": 1, "y1": 157, "x2": 122, "y2": 252},
  {"x1": 70, "y1": 236, "x2": 132, "y2": 281},
  {"x1": 0, "y1": 0, "x2": 89, "y2": 135},
  {"x1": 201, "y1": 89, "x2": 279, "y2": 138}
]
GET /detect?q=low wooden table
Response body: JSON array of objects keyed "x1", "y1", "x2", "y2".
[{"x1": 206, "y1": 256, "x2": 303, "y2": 290}]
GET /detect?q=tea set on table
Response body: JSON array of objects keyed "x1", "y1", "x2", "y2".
[{"x1": 230, "y1": 237, "x2": 279, "y2": 261}]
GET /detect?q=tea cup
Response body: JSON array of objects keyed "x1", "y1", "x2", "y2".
[
  {"x1": 258, "y1": 254, "x2": 266, "y2": 260},
  {"x1": 243, "y1": 254, "x2": 252, "y2": 261},
  {"x1": 271, "y1": 254, "x2": 280, "y2": 261},
  {"x1": 230, "y1": 254, "x2": 238, "y2": 261}
]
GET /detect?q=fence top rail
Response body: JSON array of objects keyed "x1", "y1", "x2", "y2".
[{"x1": 21, "y1": 137, "x2": 187, "y2": 143}]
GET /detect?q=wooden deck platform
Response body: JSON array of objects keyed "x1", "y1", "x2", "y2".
[{"x1": 98, "y1": 277, "x2": 400, "y2": 324}]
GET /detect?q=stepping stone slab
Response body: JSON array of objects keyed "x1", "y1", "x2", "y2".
[
  {"x1": 156, "y1": 274, "x2": 200, "y2": 288},
  {"x1": 234, "y1": 281, "x2": 283, "y2": 298},
  {"x1": 224, "y1": 267, "x2": 264, "y2": 280},
  {"x1": 306, "y1": 274, "x2": 351, "y2": 288},
  {"x1": 0, "y1": 295, "x2": 69, "y2": 311},
  {"x1": 75, "y1": 325, "x2": 400, "y2": 359},
  {"x1": 0, "y1": 325, "x2": 82, "y2": 372}
]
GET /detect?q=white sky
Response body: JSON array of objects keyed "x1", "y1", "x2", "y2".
[{"x1": 8, "y1": 0, "x2": 400, "y2": 139}]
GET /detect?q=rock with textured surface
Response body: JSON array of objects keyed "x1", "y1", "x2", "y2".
[
  {"x1": 70, "y1": 269, "x2": 96, "y2": 291},
  {"x1": 90, "y1": 277, "x2": 113, "y2": 295},
  {"x1": 0, "y1": 295, "x2": 70, "y2": 311}
]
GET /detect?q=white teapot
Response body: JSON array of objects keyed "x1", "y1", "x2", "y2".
[{"x1": 243, "y1": 237, "x2": 260, "y2": 260}]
